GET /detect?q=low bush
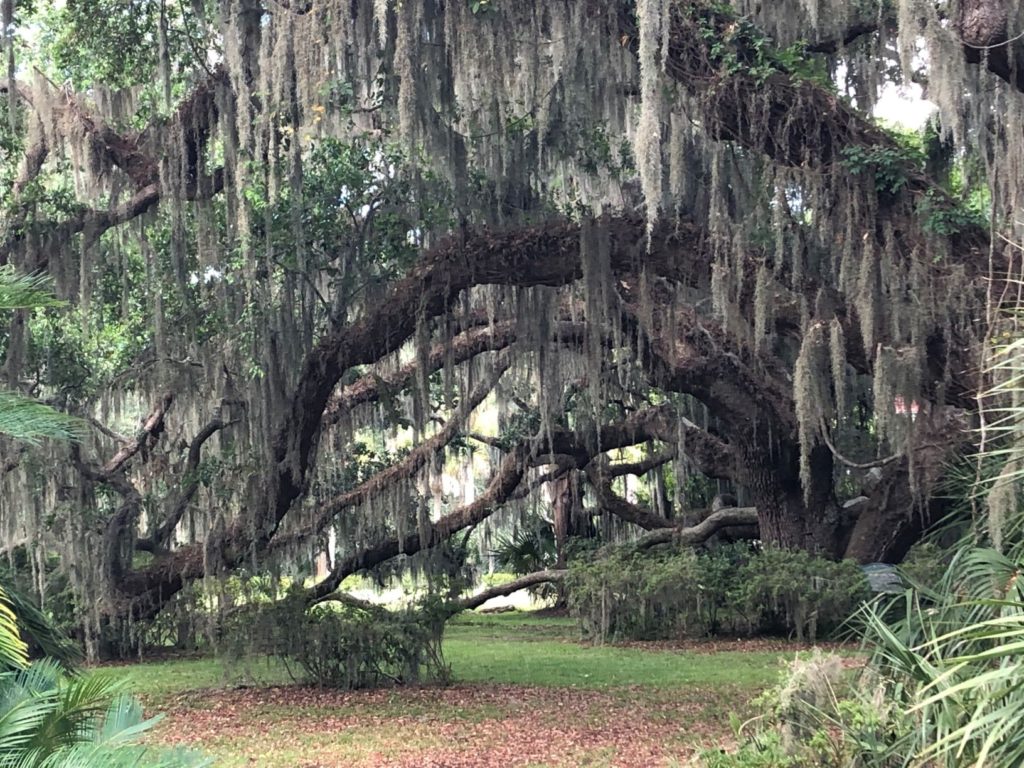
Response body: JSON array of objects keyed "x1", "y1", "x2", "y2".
[
  {"x1": 731, "y1": 548, "x2": 871, "y2": 641},
  {"x1": 700, "y1": 651, "x2": 908, "y2": 767},
  {"x1": 222, "y1": 590, "x2": 450, "y2": 689},
  {"x1": 566, "y1": 547, "x2": 702, "y2": 641},
  {"x1": 896, "y1": 540, "x2": 948, "y2": 590},
  {"x1": 566, "y1": 544, "x2": 870, "y2": 642}
]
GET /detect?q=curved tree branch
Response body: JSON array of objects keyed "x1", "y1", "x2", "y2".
[
  {"x1": 447, "y1": 570, "x2": 568, "y2": 614},
  {"x1": 634, "y1": 507, "x2": 760, "y2": 549},
  {"x1": 102, "y1": 392, "x2": 174, "y2": 474},
  {"x1": 137, "y1": 414, "x2": 237, "y2": 553},
  {"x1": 271, "y1": 354, "x2": 512, "y2": 556}
]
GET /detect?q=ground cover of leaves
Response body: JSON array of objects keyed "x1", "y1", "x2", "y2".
[
  {"x1": 130, "y1": 614, "x2": 830, "y2": 767},
  {"x1": 150, "y1": 681, "x2": 738, "y2": 767}
]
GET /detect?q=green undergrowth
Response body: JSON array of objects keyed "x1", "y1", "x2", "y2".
[{"x1": 119, "y1": 610, "x2": 815, "y2": 704}]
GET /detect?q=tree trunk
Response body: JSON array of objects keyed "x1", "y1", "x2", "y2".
[
  {"x1": 551, "y1": 471, "x2": 591, "y2": 568},
  {"x1": 742, "y1": 439, "x2": 848, "y2": 558}
]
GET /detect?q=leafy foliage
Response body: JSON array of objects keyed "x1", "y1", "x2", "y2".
[
  {"x1": 700, "y1": 650, "x2": 907, "y2": 768},
  {"x1": 0, "y1": 393, "x2": 84, "y2": 445},
  {"x1": 690, "y1": 3, "x2": 831, "y2": 88},
  {"x1": 731, "y1": 548, "x2": 871, "y2": 642},
  {"x1": 0, "y1": 587, "x2": 29, "y2": 671},
  {"x1": 0, "y1": 586, "x2": 82, "y2": 672},
  {"x1": 840, "y1": 143, "x2": 924, "y2": 197},
  {"x1": 223, "y1": 591, "x2": 450, "y2": 690},
  {"x1": 852, "y1": 546, "x2": 1024, "y2": 767},
  {"x1": 0, "y1": 658, "x2": 209, "y2": 767},
  {"x1": 567, "y1": 544, "x2": 869, "y2": 643},
  {"x1": 492, "y1": 516, "x2": 558, "y2": 576},
  {"x1": 916, "y1": 188, "x2": 988, "y2": 236},
  {"x1": 0, "y1": 268, "x2": 66, "y2": 313},
  {"x1": 0, "y1": 586, "x2": 200, "y2": 766},
  {"x1": 0, "y1": 268, "x2": 84, "y2": 443}
]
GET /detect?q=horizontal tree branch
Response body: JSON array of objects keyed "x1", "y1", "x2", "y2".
[
  {"x1": 308, "y1": 442, "x2": 534, "y2": 601},
  {"x1": 605, "y1": 449, "x2": 675, "y2": 478},
  {"x1": 634, "y1": 507, "x2": 760, "y2": 549},
  {"x1": 324, "y1": 320, "x2": 586, "y2": 426},
  {"x1": 448, "y1": 570, "x2": 567, "y2": 614}
]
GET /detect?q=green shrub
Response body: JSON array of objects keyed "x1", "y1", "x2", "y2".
[
  {"x1": 896, "y1": 541, "x2": 948, "y2": 590},
  {"x1": 223, "y1": 591, "x2": 449, "y2": 689},
  {"x1": 566, "y1": 544, "x2": 870, "y2": 643},
  {"x1": 706, "y1": 651, "x2": 906, "y2": 767},
  {"x1": 699, "y1": 731, "x2": 795, "y2": 768},
  {"x1": 566, "y1": 547, "x2": 701, "y2": 641},
  {"x1": 732, "y1": 548, "x2": 871, "y2": 642}
]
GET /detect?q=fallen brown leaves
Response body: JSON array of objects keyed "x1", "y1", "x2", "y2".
[{"x1": 150, "y1": 683, "x2": 727, "y2": 767}]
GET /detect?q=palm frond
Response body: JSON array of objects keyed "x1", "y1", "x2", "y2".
[
  {"x1": 0, "y1": 392, "x2": 84, "y2": 445},
  {"x1": 0, "y1": 587, "x2": 29, "y2": 671},
  {"x1": 0, "y1": 267, "x2": 64, "y2": 312},
  {"x1": 0, "y1": 266, "x2": 64, "y2": 311},
  {"x1": 29, "y1": 742, "x2": 214, "y2": 768},
  {"x1": 1, "y1": 587, "x2": 82, "y2": 672}
]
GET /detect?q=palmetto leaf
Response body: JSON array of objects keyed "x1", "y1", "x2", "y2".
[
  {"x1": 0, "y1": 267, "x2": 65, "y2": 312},
  {"x1": 0, "y1": 587, "x2": 82, "y2": 673},
  {"x1": 0, "y1": 392, "x2": 84, "y2": 445},
  {"x1": 0, "y1": 587, "x2": 29, "y2": 671}
]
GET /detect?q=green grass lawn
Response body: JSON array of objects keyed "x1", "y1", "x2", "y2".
[
  {"x1": 445, "y1": 612, "x2": 787, "y2": 689},
  {"x1": 115, "y1": 611, "x2": 814, "y2": 767}
]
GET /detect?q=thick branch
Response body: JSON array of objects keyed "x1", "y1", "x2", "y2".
[
  {"x1": 271, "y1": 354, "x2": 510, "y2": 555},
  {"x1": 634, "y1": 507, "x2": 760, "y2": 549},
  {"x1": 618, "y1": 2, "x2": 988, "y2": 256},
  {"x1": 605, "y1": 450, "x2": 675, "y2": 478},
  {"x1": 253, "y1": 213, "x2": 675, "y2": 562},
  {"x1": 324, "y1": 321, "x2": 585, "y2": 426},
  {"x1": 805, "y1": 21, "x2": 884, "y2": 54},
  {"x1": 1, "y1": 69, "x2": 226, "y2": 266},
  {"x1": 617, "y1": 276, "x2": 796, "y2": 437},
  {"x1": 137, "y1": 415, "x2": 234, "y2": 553},
  {"x1": 449, "y1": 570, "x2": 567, "y2": 614},
  {"x1": 102, "y1": 392, "x2": 174, "y2": 474},
  {"x1": 305, "y1": 404, "x2": 699, "y2": 602},
  {"x1": 586, "y1": 464, "x2": 675, "y2": 530},
  {"x1": 958, "y1": 0, "x2": 1024, "y2": 93},
  {"x1": 308, "y1": 442, "x2": 533, "y2": 600},
  {"x1": 507, "y1": 464, "x2": 573, "y2": 502},
  {"x1": 71, "y1": 448, "x2": 143, "y2": 589}
]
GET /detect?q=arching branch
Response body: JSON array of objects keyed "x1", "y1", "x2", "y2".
[
  {"x1": 137, "y1": 414, "x2": 237, "y2": 553},
  {"x1": 586, "y1": 464, "x2": 676, "y2": 531},
  {"x1": 308, "y1": 441, "x2": 534, "y2": 601},
  {"x1": 604, "y1": 449, "x2": 675, "y2": 479},
  {"x1": 446, "y1": 570, "x2": 568, "y2": 614},
  {"x1": 633, "y1": 507, "x2": 760, "y2": 549},
  {"x1": 101, "y1": 393, "x2": 174, "y2": 474},
  {"x1": 818, "y1": 417, "x2": 901, "y2": 470},
  {"x1": 323, "y1": 321, "x2": 586, "y2": 426},
  {"x1": 270, "y1": 354, "x2": 511, "y2": 556}
]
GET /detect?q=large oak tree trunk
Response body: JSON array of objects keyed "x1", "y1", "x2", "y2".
[{"x1": 551, "y1": 471, "x2": 591, "y2": 568}]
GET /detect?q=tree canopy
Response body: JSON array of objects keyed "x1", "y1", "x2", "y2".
[{"x1": 0, "y1": 0, "x2": 1021, "y2": 656}]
